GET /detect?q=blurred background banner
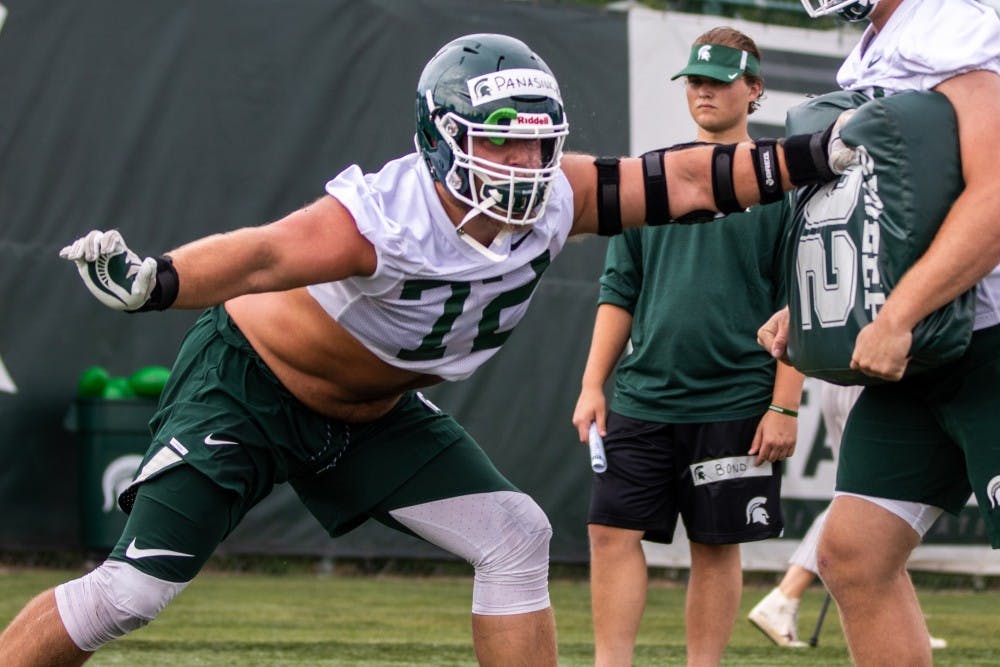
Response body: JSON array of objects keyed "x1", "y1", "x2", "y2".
[{"x1": 0, "y1": 0, "x2": 990, "y2": 572}]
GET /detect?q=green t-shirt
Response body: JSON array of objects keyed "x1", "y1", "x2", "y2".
[{"x1": 600, "y1": 198, "x2": 791, "y2": 423}]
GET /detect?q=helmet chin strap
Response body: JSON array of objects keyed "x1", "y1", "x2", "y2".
[{"x1": 455, "y1": 190, "x2": 513, "y2": 262}]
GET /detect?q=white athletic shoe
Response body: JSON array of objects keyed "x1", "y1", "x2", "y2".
[
  {"x1": 748, "y1": 588, "x2": 808, "y2": 648},
  {"x1": 929, "y1": 635, "x2": 947, "y2": 649}
]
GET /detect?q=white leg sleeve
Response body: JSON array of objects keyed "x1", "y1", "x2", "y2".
[
  {"x1": 54, "y1": 560, "x2": 188, "y2": 651},
  {"x1": 390, "y1": 490, "x2": 552, "y2": 616},
  {"x1": 834, "y1": 492, "x2": 943, "y2": 538},
  {"x1": 788, "y1": 508, "x2": 828, "y2": 574}
]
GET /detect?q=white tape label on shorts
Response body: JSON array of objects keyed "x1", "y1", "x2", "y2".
[{"x1": 690, "y1": 456, "x2": 771, "y2": 486}]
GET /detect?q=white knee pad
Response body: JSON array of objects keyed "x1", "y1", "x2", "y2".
[
  {"x1": 390, "y1": 490, "x2": 552, "y2": 615},
  {"x1": 54, "y1": 559, "x2": 188, "y2": 651}
]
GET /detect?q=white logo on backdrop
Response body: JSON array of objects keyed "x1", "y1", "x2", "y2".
[{"x1": 0, "y1": 354, "x2": 15, "y2": 394}]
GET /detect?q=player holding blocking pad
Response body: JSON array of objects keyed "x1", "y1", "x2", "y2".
[
  {"x1": 0, "y1": 32, "x2": 848, "y2": 666},
  {"x1": 756, "y1": 1, "x2": 1000, "y2": 665}
]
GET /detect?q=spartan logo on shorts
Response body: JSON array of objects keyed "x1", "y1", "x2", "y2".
[
  {"x1": 987, "y1": 475, "x2": 1000, "y2": 510},
  {"x1": 745, "y1": 496, "x2": 770, "y2": 526}
]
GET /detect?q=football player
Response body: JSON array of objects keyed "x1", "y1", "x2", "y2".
[
  {"x1": 0, "y1": 33, "x2": 844, "y2": 666},
  {"x1": 756, "y1": 1, "x2": 1000, "y2": 665}
]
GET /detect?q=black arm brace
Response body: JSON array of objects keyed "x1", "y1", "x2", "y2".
[
  {"x1": 711, "y1": 143, "x2": 742, "y2": 214},
  {"x1": 640, "y1": 149, "x2": 671, "y2": 226},
  {"x1": 751, "y1": 138, "x2": 784, "y2": 205},
  {"x1": 594, "y1": 156, "x2": 622, "y2": 236}
]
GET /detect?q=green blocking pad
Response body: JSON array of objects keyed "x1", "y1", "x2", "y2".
[{"x1": 783, "y1": 90, "x2": 973, "y2": 385}]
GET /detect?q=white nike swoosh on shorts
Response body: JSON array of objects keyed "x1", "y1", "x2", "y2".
[
  {"x1": 203, "y1": 433, "x2": 240, "y2": 446},
  {"x1": 125, "y1": 538, "x2": 194, "y2": 560}
]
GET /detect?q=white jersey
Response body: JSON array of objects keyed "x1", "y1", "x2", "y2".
[
  {"x1": 838, "y1": 0, "x2": 1000, "y2": 330},
  {"x1": 307, "y1": 153, "x2": 575, "y2": 381}
]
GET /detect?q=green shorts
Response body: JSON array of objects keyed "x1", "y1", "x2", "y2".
[
  {"x1": 111, "y1": 306, "x2": 517, "y2": 580},
  {"x1": 837, "y1": 323, "x2": 1000, "y2": 548}
]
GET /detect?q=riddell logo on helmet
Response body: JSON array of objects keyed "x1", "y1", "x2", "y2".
[
  {"x1": 468, "y1": 68, "x2": 562, "y2": 106},
  {"x1": 515, "y1": 113, "x2": 552, "y2": 126}
]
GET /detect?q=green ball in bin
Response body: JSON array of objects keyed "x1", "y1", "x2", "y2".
[
  {"x1": 77, "y1": 366, "x2": 111, "y2": 398},
  {"x1": 128, "y1": 365, "x2": 171, "y2": 397},
  {"x1": 101, "y1": 376, "x2": 136, "y2": 399}
]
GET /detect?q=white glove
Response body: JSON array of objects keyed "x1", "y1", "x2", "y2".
[
  {"x1": 59, "y1": 230, "x2": 158, "y2": 311},
  {"x1": 828, "y1": 109, "x2": 858, "y2": 174}
]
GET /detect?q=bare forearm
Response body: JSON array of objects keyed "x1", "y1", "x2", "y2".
[
  {"x1": 167, "y1": 228, "x2": 280, "y2": 308},
  {"x1": 580, "y1": 304, "x2": 633, "y2": 389},
  {"x1": 771, "y1": 361, "x2": 805, "y2": 412}
]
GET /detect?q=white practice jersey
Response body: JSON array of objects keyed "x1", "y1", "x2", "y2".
[
  {"x1": 307, "y1": 153, "x2": 575, "y2": 381},
  {"x1": 838, "y1": 0, "x2": 1000, "y2": 330}
]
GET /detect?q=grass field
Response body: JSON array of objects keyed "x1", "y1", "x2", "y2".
[{"x1": 1, "y1": 565, "x2": 997, "y2": 666}]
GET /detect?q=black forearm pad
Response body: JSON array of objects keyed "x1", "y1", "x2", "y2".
[
  {"x1": 640, "y1": 149, "x2": 670, "y2": 226},
  {"x1": 134, "y1": 255, "x2": 179, "y2": 312},
  {"x1": 711, "y1": 143, "x2": 743, "y2": 214},
  {"x1": 781, "y1": 124, "x2": 835, "y2": 186},
  {"x1": 594, "y1": 156, "x2": 623, "y2": 236},
  {"x1": 751, "y1": 138, "x2": 784, "y2": 205}
]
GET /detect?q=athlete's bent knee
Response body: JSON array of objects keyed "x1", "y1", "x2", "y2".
[
  {"x1": 472, "y1": 492, "x2": 552, "y2": 616},
  {"x1": 54, "y1": 560, "x2": 188, "y2": 651}
]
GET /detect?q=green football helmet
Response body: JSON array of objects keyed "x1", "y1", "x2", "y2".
[{"x1": 415, "y1": 34, "x2": 569, "y2": 226}]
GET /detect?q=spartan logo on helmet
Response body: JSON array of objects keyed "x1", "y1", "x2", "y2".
[
  {"x1": 987, "y1": 475, "x2": 1000, "y2": 510},
  {"x1": 101, "y1": 454, "x2": 143, "y2": 513},
  {"x1": 472, "y1": 77, "x2": 493, "y2": 101},
  {"x1": 745, "y1": 496, "x2": 771, "y2": 525}
]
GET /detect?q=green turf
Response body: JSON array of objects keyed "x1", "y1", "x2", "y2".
[{"x1": 1, "y1": 567, "x2": 996, "y2": 665}]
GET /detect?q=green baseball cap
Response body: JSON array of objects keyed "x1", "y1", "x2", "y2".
[{"x1": 670, "y1": 43, "x2": 761, "y2": 82}]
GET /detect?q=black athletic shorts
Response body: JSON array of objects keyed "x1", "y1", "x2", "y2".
[{"x1": 588, "y1": 410, "x2": 783, "y2": 544}]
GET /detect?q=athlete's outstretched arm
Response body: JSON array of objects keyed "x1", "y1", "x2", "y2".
[
  {"x1": 850, "y1": 69, "x2": 1000, "y2": 380},
  {"x1": 59, "y1": 195, "x2": 376, "y2": 312},
  {"x1": 564, "y1": 119, "x2": 851, "y2": 236}
]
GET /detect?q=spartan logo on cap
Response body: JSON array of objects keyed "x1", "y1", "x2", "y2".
[
  {"x1": 745, "y1": 496, "x2": 771, "y2": 525},
  {"x1": 101, "y1": 454, "x2": 143, "y2": 512},
  {"x1": 988, "y1": 474, "x2": 1000, "y2": 510},
  {"x1": 697, "y1": 45, "x2": 713, "y2": 62}
]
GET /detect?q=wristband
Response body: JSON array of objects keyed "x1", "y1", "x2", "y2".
[
  {"x1": 780, "y1": 125, "x2": 835, "y2": 186},
  {"x1": 767, "y1": 404, "x2": 798, "y2": 418},
  {"x1": 133, "y1": 255, "x2": 179, "y2": 312}
]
